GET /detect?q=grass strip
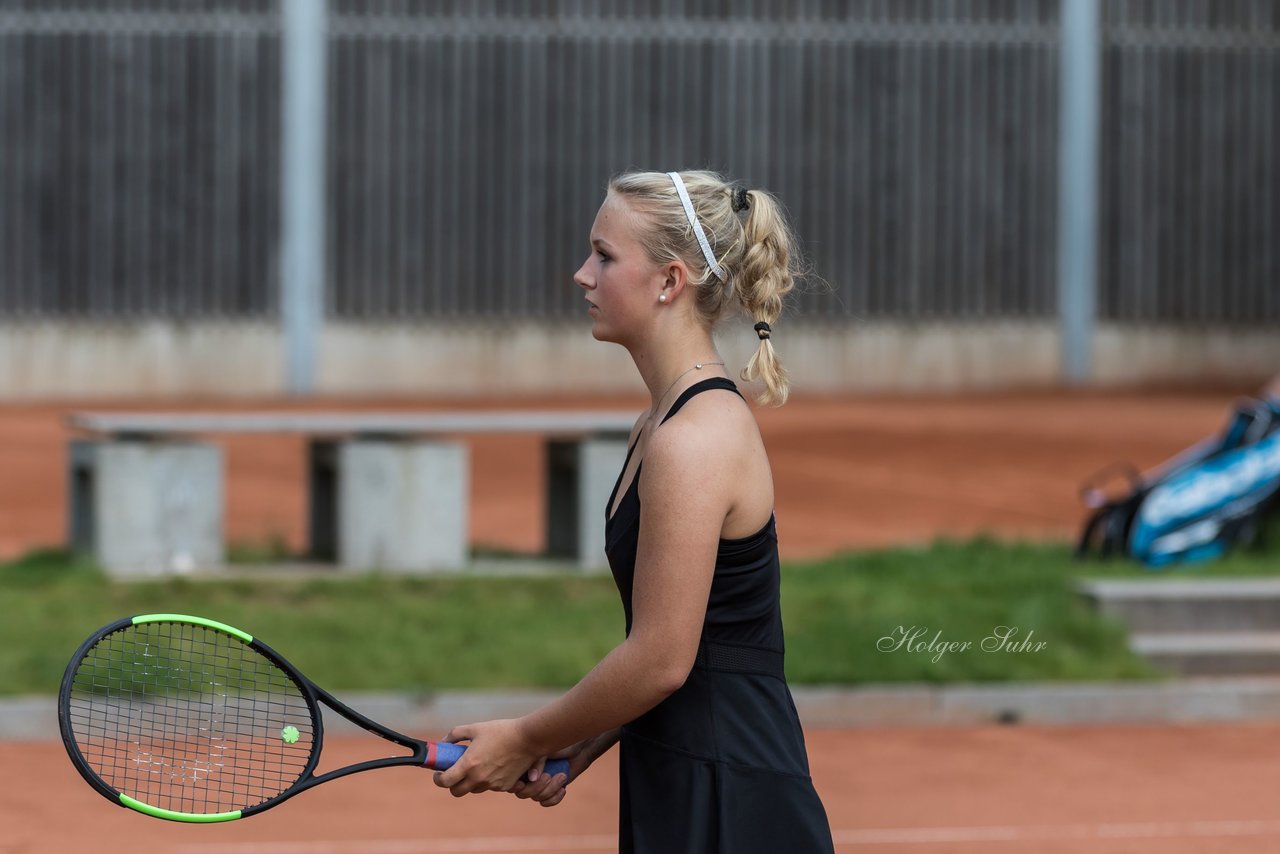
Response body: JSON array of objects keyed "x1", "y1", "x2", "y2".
[{"x1": 3, "y1": 540, "x2": 1277, "y2": 695}]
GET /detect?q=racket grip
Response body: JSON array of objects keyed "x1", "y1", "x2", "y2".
[{"x1": 428, "y1": 741, "x2": 571, "y2": 782}]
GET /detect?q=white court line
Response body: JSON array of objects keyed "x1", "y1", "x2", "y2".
[
  {"x1": 176, "y1": 820, "x2": 1280, "y2": 853},
  {"x1": 836, "y1": 820, "x2": 1280, "y2": 843},
  {"x1": 177, "y1": 837, "x2": 617, "y2": 854}
]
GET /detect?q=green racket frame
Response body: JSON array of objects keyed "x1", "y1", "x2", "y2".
[{"x1": 59, "y1": 614, "x2": 418, "y2": 822}]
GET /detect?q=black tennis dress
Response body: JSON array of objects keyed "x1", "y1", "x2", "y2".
[{"x1": 604, "y1": 377, "x2": 835, "y2": 854}]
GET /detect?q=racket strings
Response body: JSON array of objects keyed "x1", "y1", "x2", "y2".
[{"x1": 67, "y1": 622, "x2": 315, "y2": 815}]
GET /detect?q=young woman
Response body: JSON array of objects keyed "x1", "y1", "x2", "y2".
[{"x1": 433, "y1": 170, "x2": 834, "y2": 853}]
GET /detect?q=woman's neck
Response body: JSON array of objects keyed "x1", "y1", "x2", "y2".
[{"x1": 629, "y1": 328, "x2": 726, "y2": 417}]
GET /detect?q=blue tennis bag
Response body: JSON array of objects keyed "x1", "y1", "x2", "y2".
[{"x1": 1076, "y1": 397, "x2": 1280, "y2": 567}]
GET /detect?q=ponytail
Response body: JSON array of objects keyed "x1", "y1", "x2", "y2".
[{"x1": 734, "y1": 189, "x2": 797, "y2": 406}]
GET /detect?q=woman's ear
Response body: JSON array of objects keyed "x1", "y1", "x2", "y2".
[{"x1": 659, "y1": 260, "x2": 689, "y2": 304}]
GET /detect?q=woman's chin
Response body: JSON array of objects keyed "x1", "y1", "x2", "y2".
[{"x1": 586, "y1": 314, "x2": 630, "y2": 346}]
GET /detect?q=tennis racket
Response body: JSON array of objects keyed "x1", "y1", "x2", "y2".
[{"x1": 58, "y1": 613, "x2": 570, "y2": 823}]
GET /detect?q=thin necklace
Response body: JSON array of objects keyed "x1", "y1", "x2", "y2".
[{"x1": 648, "y1": 360, "x2": 726, "y2": 423}]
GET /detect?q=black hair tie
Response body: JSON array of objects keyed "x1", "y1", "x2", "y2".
[
  {"x1": 754, "y1": 321, "x2": 772, "y2": 340},
  {"x1": 732, "y1": 186, "x2": 751, "y2": 213}
]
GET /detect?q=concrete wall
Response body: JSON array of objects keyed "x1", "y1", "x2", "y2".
[
  {"x1": 0, "y1": 321, "x2": 284, "y2": 398},
  {"x1": 1093, "y1": 325, "x2": 1280, "y2": 386},
  {"x1": 1, "y1": 320, "x2": 1276, "y2": 399}
]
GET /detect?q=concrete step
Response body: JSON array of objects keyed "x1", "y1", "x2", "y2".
[
  {"x1": 1078, "y1": 578, "x2": 1280, "y2": 634},
  {"x1": 1131, "y1": 632, "x2": 1280, "y2": 676}
]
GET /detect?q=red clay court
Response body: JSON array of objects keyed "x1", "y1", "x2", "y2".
[
  {"x1": 3, "y1": 383, "x2": 1276, "y2": 853},
  {"x1": 5, "y1": 723, "x2": 1280, "y2": 853}
]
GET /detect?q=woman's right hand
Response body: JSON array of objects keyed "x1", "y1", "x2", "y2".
[{"x1": 513, "y1": 729, "x2": 619, "y2": 808}]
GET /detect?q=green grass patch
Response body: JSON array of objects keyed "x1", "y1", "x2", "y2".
[
  {"x1": 3, "y1": 540, "x2": 1277, "y2": 696},
  {"x1": 226, "y1": 534, "x2": 295, "y2": 565},
  {"x1": 784, "y1": 537, "x2": 1280, "y2": 685}
]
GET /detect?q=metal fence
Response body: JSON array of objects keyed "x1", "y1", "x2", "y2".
[
  {"x1": 0, "y1": 0, "x2": 281, "y2": 318},
  {"x1": 0, "y1": 0, "x2": 1276, "y2": 323},
  {"x1": 325, "y1": 0, "x2": 1064, "y2": 321},
  {"x1": 1100, "y1": 0, "x2": 1280, "y2": 324}
]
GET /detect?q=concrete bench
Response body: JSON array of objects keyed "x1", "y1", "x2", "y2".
[{"x1": 68, "y1": 410, "x2": 637, "y2": 577}]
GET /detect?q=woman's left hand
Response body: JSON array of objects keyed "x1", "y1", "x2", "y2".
[{"x1": 431, "y1": 719, "x2": 542, "y2": 797}]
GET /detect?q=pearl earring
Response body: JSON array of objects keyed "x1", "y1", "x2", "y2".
[{"x1": 659, "y1": 294, "x2": 667, "y2": 303}]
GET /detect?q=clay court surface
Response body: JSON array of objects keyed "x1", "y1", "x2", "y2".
[
  {"x1": 0, "y1": 384, "x2": 1254, "y2": 562},
  {"x1": 5, "y1": 723, "x2": 1280, "y2": 853},
  {"x1": 2, "y1": 384, "x2": 1275, "y2": 853}
]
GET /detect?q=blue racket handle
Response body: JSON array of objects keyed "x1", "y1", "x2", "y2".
[{"x1": 428, "y1": 741, "x2": 572, "y2": 783}]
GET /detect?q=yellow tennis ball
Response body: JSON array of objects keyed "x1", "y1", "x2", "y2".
[{"x1": 281, "y1": 725, "x2": 300, "y2": 744}]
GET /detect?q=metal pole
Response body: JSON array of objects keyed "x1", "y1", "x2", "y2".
[
  {"x1": 281, "y1": 0, "x2": 326, "y2": 395},
  {"x1": 1057, "y1": 0, "x2": 1100, "y2": 383}
]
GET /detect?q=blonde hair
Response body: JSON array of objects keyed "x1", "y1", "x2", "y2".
[{"x1": 608, "y1": 170, "x2": 801, "y2": 406}]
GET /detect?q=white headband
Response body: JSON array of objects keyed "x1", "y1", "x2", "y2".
[{"x1": 667, "y1": 172, "x2": 727, "y2": 282}]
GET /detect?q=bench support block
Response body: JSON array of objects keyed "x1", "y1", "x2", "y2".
[
  {"x1": 312, "y1": 440, "x2": 468, "y2": 572},
  {"x1": 69, "y1": 440, "x2": 224, "y2": 577},
  {"x1": 546, "y1": 436, "x2": 629, "y2": 568}
]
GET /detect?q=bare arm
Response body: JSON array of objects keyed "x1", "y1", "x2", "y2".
[
  {"x1": 518, "y1": 425, "x2": 724, "y2": 753},
  {"x1": 433, "y1": 421, "x2": 730, "y2": 795}
]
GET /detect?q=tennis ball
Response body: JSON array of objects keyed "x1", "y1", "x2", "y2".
[{"x1": 281, "y1": 725, "x2": 300, "y2": 744}]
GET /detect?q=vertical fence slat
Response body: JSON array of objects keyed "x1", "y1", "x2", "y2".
[{"x1": 0, "y1": 1, "x2": 1275, "y2": 329}]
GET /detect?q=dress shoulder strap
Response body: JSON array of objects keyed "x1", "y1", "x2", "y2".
[{"x1": 659, "y1": 376, "x2": 744, "y2": 426}]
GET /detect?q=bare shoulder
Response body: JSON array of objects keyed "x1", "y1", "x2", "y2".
[
  {"x1": 640, "y1": 386, "x2": 773, "y2": 539},
  {"x1": 644, "y1": 388, "x2": 759, "y2": 485}
]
